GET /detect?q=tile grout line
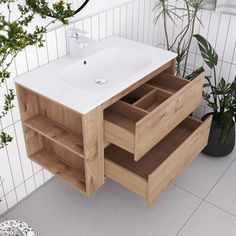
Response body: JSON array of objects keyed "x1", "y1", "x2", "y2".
[
  {"x1": 176, "y1": 199, "x2": 205, "y2": 236},
  {"x1": 1, "y1": 177, "x2": 56, "y2": 218},
  {"x1": 172, "y1": 183, "x2": 204, "y2": 200},
  {"x1": 176, "y1": 154, "x2": 236, "y2": 235},
  {"x1": 204, "y1": 199, "x2": 236, "y2": 220}
]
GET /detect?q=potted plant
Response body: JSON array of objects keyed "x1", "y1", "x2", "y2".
[{"x1": 194, "y1": 34, "x2": 236, "y2": 157}]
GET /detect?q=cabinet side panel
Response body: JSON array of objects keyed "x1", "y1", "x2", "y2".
[{"x1": 82, "y1": 107, "x2": 104, "y2": 195}]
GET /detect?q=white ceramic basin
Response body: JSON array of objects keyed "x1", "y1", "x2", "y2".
[
  {"x1": 58, "y1": 48, "x2": 152, "y2": 92},
  {"x1": 15, "y1": 36, "x2": 176, "y2": 114}
]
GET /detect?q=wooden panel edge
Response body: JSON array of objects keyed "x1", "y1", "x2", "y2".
[{"x1": 105, "y1": 159, "x2": 147, "y2": 198}]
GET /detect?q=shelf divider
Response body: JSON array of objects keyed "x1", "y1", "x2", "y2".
[{"x1": 24, "y1": 114, "x2": 84, "y2": 158}]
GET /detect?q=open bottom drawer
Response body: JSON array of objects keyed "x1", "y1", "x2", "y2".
[{"x1": 105, "y1": 116, "x2": 212, "y2": 207}]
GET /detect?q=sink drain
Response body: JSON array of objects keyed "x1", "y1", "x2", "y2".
[{"x1": 94, "y1": 79, "x2": 108, "y2": 85}]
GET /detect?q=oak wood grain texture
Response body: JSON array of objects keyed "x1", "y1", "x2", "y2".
[
  {"x1": 16, "y1": 84, "x2": 92, "y2": 195},
  {"x1": 43, "y1": 138, "x2": 85, "y2": 172},
  {"x1": 24, "y1": 114, "x2": 84, "y2": 157},
  {"x1": 164, "y1": 58, "x2": 176, "y2": 75},
  {"x1": 105, "y1": 116, "x2": 212, "y2": 206},
  {"x1": 104, "y1": 100, "x2": 147, "y2": 153},
  {"x1": 23, "y1": 127, "x2": 44, "y2": 156},
  {"x1": 147, "y1": 116, "x2": 212, "y2": 207},
  {"x1": 105, "y1": 159, "x2": 147, "y2": 197},
  {"x1": 104, "y1": 72, "x2": 204, "y2": 161},
  {"x1": 148, "y1": 72, "x2": 189, "y2": 93},
  {"x1": 121, "y1": 84, "x2": 155, "y2": 104},
  {"x1": 82, "y1": 107, "x2": 104, "y2": 196},
  {"x1": 16, "y1": 85, "x2": 39, "y2": 121},
  {"x1": 101, "y1": 60, "x2": 174, "y2": 110},
  {"x1": 30, "y1": 149, "x2": 86, "y2": 193},
  {"x1": 135, "y1": 72, "x2": 204, "y2": 161},
  {"x1": 38, "y1": 95, "x2": 83, "y2": 136}
]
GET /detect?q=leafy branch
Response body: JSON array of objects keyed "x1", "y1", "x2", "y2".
[{"x1": 0, "y1": 0, "x2": 76, "y2": 148}]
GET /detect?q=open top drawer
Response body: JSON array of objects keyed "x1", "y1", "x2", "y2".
[
  {"x1": 104, "y1": 72, "x2": 204, "y2": 161},
  {"x1": 105, "y1": 116, "x2": 212, "y2": 207}
]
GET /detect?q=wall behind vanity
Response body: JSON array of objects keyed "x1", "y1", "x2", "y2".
[{"x1": 0, "y1": 0, "x2": 236, "y2": 215}]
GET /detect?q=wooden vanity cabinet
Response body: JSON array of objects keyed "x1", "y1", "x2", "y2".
[{"x1": 16, "y1": 58, "x2": 211, "y2": 207}]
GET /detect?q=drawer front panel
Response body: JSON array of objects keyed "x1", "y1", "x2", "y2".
[
  {"x1": 135, "y1": 73, "x2": 204, "y2": 160},
  {"x1": 147, "y1": 116, "x2": 212, "y2": 206},
  {"x1": 105, "y1": 116, "x2": 212, "y2": 206}
]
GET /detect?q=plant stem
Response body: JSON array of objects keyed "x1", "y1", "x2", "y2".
[{"x1": 183, "y1": 12, "x2": 197, "y2": 77}]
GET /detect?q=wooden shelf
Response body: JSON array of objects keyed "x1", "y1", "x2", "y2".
[
  {"x1": 24, "y1": 115, "x2": 84, "y2": 158},
  {"x1": 31, "y1": 149, "x2": 86, "y2": 193}
]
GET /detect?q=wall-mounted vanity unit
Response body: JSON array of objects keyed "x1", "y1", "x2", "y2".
[{"x1": 15, "y1": 37, "x2": 212, "y2": 207}]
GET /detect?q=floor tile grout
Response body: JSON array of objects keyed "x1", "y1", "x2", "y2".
[
  {"x1": 176, "y1": 199, "x2": 205, "y2": 235},
  {"x1": 172, "y1": 183, "x2": 204, "y2": 200},
  {"x1": 204, "y1": 200, "x2": 236, "y2": 219},
  {"x1": 176, "y1": 154, "x2": 236, "y2": 235},
  {"x1": 203, "y1": 155, "x2": 236, "y2": 201},
  {"x1": 2, "y1": 177, "x2": 56, "y2": 218}
]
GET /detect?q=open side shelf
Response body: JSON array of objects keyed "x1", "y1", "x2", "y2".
[
  {"x1": 24, "y1": 114, "x2": 84, "y2": 158},
  {"x1": 16, "y1": 84, "x2": 104, "y2": 196},
  {"x1": 31, "y1": 149, "x2": 86, "y2": 193}
]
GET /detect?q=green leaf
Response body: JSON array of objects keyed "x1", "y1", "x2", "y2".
[
  {"x1": 194, "y1": 34, "x2": 218, "y2": 69},
  {"x1": 185, "y1": 67, "x2": 204, "y2": 80}
]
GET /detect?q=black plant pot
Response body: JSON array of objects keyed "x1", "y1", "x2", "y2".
[{"x1": 202, "y1": 114, "x2": 235, "y2": 157}]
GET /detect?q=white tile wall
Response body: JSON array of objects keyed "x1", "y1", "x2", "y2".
[{"x1": 0, "y1": 0, "x2": 236, "y2": 215}]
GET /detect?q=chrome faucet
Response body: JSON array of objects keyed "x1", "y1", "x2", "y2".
[{"x1": 67, "y1": 28, "x2": 95, "y2": 58}]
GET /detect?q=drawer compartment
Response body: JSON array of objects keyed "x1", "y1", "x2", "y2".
[
  {"x1": 104, "y1": 72, "x2": 204, "y2": 161},
  {"x1": 105, "y1": 116, "x2": 212, "y2": 207}
]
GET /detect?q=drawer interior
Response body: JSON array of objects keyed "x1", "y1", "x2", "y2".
[
  {"x1": 105, "y1": 72, "x2": 190, "y2": 126},
  {"x1": 135, "y1": 89, "x2": 172, "y2": 112},
  {"x1": 105, "y1": 117, "x2": 203, "y2": 180},
  {"x1": 148, "y1": 72, "x2": 189, "y2": 93},
  {"x1": 104, "y1": 100, "x2": 147, "y2": 133},
  {"x1": 121, "y1": 84, "x2": 155, "y2": 104}
]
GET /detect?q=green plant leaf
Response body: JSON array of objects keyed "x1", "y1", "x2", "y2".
[
  {"x1": 185, "y1": 67, "x2": 204, "y2": 80},
  {"x1": 194, "y1": 34, "x2": 218, "y2": 69}
]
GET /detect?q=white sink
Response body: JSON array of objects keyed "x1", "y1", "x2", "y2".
[
  {"x1": 15, "y1": 36, "x2": 176, "y2": 114},
  {"x1": 58, "y1": 48, "x2": 152, "y2": 92}
]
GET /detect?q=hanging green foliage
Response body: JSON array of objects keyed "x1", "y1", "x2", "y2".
[{"x1": 0, "y1": 0, "x2": 75, "y2": 148}]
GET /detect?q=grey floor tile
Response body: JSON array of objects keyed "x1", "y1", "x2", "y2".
[
  {"x1": 174, "y1": 148, "x2": 236, "y2": 198},
  {"x1": 0, "y1": 217, "x2": 6, "y2": 223},
  {"x1": 206, "y1": 158, "x2": 236, "y2": 216},
  {"x1": 5, "y1": 178, "x2": 201, "y2": 236},
  {"x1": 178, "y1": 201, "x2": 236, "y2": 236}
]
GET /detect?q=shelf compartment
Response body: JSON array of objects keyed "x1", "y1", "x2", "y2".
[
  {"x1": 134, "y1": 89, "x2": 171, "y2": 112},
  {"x1": 105, "y1": 116, "x2": 212, "y2": 207},
  {"x1": 121, "y1": 84, "x2": 155, "y2": 104},
  {"x1": 104, "y1": 72, "x2": 204, "y2": 161},
  {"x1": 148, "y1": 72, "x2": 189, "y2": 93},
  {"x1": 24, "y1": 114, "x2": 84, "y2": 157},
  {"x1": 104, "y1": 100, "x2": 147, "y2": 152},
  {"x1": 31, "y1": 149, "x2": 86, "y2": 193}
]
